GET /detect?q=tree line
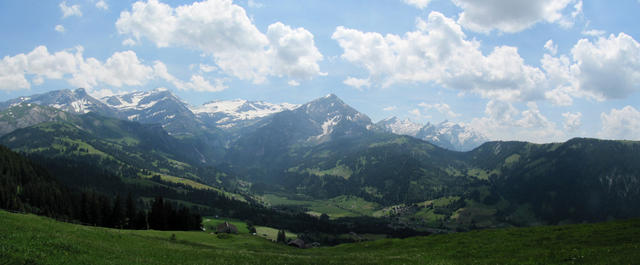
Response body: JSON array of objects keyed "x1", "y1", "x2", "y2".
[{"x1": 0, "y1": 145, "x2": 200, "y2": 231}]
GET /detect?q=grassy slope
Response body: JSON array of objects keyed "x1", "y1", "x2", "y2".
[
  {"x1": 2, "y1": 210, "x2": 639, "y2": 264},
  {"x1": 262, "y1": 194, "x2": 380, "y2": 219}
]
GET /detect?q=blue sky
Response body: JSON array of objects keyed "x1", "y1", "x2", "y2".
[{"x1": 0, "y1": 0, "x2": 639, "y2": 142}]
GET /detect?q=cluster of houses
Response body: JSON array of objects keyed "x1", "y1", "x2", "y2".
[{"x1": 212, "y1": 221, "x2": 319, "y2": 248}]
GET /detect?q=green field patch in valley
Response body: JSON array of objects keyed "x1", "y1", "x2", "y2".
[
  {"x1": 262, "y1": 194, "x2": 381, "y2": 219},
  {"x1": 202, "y1": 217, "x2": 251, "y2": 234}
]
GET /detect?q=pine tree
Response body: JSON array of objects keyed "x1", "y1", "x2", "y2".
[
  {"x1": 125, "y1": 193, "x2": 136, "y2": 229},
  {"x1": 110, "y1": 195, "x2": 124, "y2": 228},
  {"x1": 149, "y1": 196, "x2": 166, "y2": 230},
  {"x1": 277, "y1": 229, "x2": 286, "y2": 243}
]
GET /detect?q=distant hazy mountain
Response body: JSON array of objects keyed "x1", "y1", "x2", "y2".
[
  {"x1": 101, "y1": 88, "x2": 203, "y2": 135},
  {"x1": 0, "y1": 103, "x2": 75, "y2": 136},
  {"x1": 190, "y1": 99, "x2": 298, "y2": 129},
  {"x1": 376, "y1": 117, "x2": 488, "y2": 151},
  {"x1": 375, "y1": 117, "x2": 423, "y2": 136},
  {"x1": 0, "y1": 88, "x2": 115, "y2": 116},
  {"x1": 416, "y1": 121, "x2": 488, "y2": 152}
]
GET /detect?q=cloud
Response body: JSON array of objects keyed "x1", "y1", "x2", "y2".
[
  {"x1": 544, "y1": 39, "x2": 558, "y2": 55},
  {"x1": 60, "y1": 1, "x2": 82, "y2": 18},
  {"x1": 418, "y1": 102, "x2": 461, "y2": 119},
  {"x1": 122, "y1": 38, "x2": 136, "y2": 46},
  {"x1": 541, "y1": 53, "x2": 576, "y2": 106},
  {"x1": 562, "y1": 112, "x2": 582, "y2": 132},
  {"x1": 0, "y1": 45, "x2": 211, "y2": 92},
  {"x1": 69, "y1": 49, "x2": 155, "y2": 88},
  {"x1": 469, "y1": 100, "x2": 563, "y2": 143},
  {"x1": 96, "y1": 0, "x2": 109, "y2": 10},
  {"x1": 266, "y1": 22, "x2": 326, "y2": 80},
  {"x1": 403, "y1": 0, "x2": 432, "y2": 9},
  {"x1": 598, "y1": 106, "x2": 640, "y2": 140},
  {"x1": 383, "y1": 106, "x2": 397, "y2": 111},
  {"x1": 153, "y1": 61, "x2": 225, "y2": 92},
  {"x1": 581, "y1": 29, "x2": 605, "y2": 37},
  {"x1": 116, "y1": 0, "x2": 324, "y2": 84},
  {"x1": 570, "y1": 33, "x2": 640, "y2": 100},
  {"x1": 247, "y1": 0, "x2": 263, "y2": 8},
  {"x1": 516, "y1": 102, "x2": 553, "y2": 129},
  {"x1": 343, "y1": 77, "x2": 370, "y2": 90},
  {"x1": 452, "y1": 0, "x2": 581, "y2": 33},
  {"x1": 199, "y1": 64, "x2": 217, "y2": 73},
  {"x1": 288, "y1": 80, "x2": 300, "y2": 86},
  {"x1": 54, "y1": 25, "x2": 65, "y2": 33},
  {"x1": 333, "y1": 11, "x2": 546, "y2": 102},
  {"x1": 542, "y1": 32, "x2": 640, "y2": 105},
  {"x1": 181, "y1": 75, "x2": 226, "y2": 92}
]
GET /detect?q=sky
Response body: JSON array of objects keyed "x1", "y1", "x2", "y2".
[{"x1": 0, "y1": 0, "x2": 639, "y2": 143}]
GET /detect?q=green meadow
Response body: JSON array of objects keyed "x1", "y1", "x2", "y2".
[{"x1": 2, "y1": 210, "x2": 639, "y2": 264}]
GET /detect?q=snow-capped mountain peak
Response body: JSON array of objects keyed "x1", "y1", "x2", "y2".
[
  {"x1": 191, "y1": 99, "x2": 299, "y2": 128},
  {"x1": 100, "y1": 88, "x2": 200, "y2": 135},
  {"x1": 297, "y1": 94, "x2": 373, "y2": 142},
  {"x1": 0, "y1": 88, "x2": 114, "y2": 115},
  {"x1": 376, "y1": 116, "x2": 423, "y2": 136},
  {"x1": 101, "y1": 88, "x2": 177, "y2": 112},
  {"x1": 377, "y1": 117, "x2": 488, "y2": 151},
  {"x1": 416, "y1": 120, "x2": 488, "y2": 151}
]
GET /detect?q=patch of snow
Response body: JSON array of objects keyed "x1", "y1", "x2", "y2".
[
  {"x1": 70, "y1": 99, "x2": 91, "y2": 113},
  {"x1": 379, "y1": 117, "x2": 423, "y2": 136},
  {"x1": 191, "y1": 99, "x2": 299, "y2": 123},
  {"x1": 317, "y1": 116, "x2": 340, "y2": 139}
]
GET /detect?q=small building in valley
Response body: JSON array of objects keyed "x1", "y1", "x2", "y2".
[
  {"x1": 287, "y1": 238, "x2": 307, "y2": 248},
  {"x1": 216, "y1": 221, "x2": 238, "y2": 234}
]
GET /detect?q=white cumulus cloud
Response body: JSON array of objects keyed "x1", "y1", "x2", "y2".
[
  {"x1": 0, "y1": 45, "x2": 213, "y2": 93},
  {"x1": 418, "y1": 102, "x2": 461, "y2": 119},
  {"x1": 544, "y1": 39, "x2": 558, "y2": 55},
  {"x1": 153, "y1": 61, "x2": 225, "y2": 92},
  {"x1": 452, "y1": 0, "x2": 581, "y2": 33},
  {"x1": 403, "y1": 0, "x2": 432, "y2": 9},
  {"x1": 122, "y1": 38, "x2": 136, "y2": 46},
  {"x1": 116, "y1": 0, "x2": 324, "y2": 84},
  {"x1": 470, "y1": 100, "x2": 563, "y2": 143},
  {"x1": 54, "y1": 25, "x2": 65, "y2": 33},
  {"x1": 598, "y1": 106, "x2": 640, "y2": 140},
  {"x1": 343, "y1": 77, "x2": 370, "y2": 90},
  {"x1": 247, "y1": 0, "x2": 263, "y2": 8},
  {"x1": 60, "y1": 1, "x2": 82, "y2": 18},
  {"x1": 541, "y1": 32, "x2": 640, "y2": 105},
  {"x1": 96, "y1": 0, "x2": 109, "y2": 10},
  {"x1": 581, "y1": 29, "x2": 606, "y2": 37},
  {"x1": 562, "y1": 112, "x2": 582, "y2": 132},
  {"x1": 199, "y1": 64, "x2": 217, "y2": 73},
  {"x1": 570, "y1": 33, "x2": 640, "y2": 100},
  {"x1": 332, "y1": 11, "x2": 546, "y2": 102}
]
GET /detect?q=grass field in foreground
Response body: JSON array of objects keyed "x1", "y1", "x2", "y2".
[{"x1": 1, "y1": 210, "x2": 639, "y2": 264}]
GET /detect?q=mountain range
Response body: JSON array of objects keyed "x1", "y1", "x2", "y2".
[
  {"x1": 376, "y1": 116, "x2": 488, "y2": 151},
  {"x1": 0, "y1": 88, "x2": 484, "y2": 151},
  {"x1": 1, "y1": 88, "x2": 640, "y2": 231}
]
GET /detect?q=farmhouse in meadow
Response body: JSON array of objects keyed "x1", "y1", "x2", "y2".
[
  {"x1": 288, "y1": 238, "x2": 307, "y2": 248},
  {"x1": 216, "y1": 221, "x2": 238, "y2": 234}
]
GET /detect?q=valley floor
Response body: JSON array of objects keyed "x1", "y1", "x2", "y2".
[{"x1": 1, "y1": 210, "x2": 639, "y2": 264}]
